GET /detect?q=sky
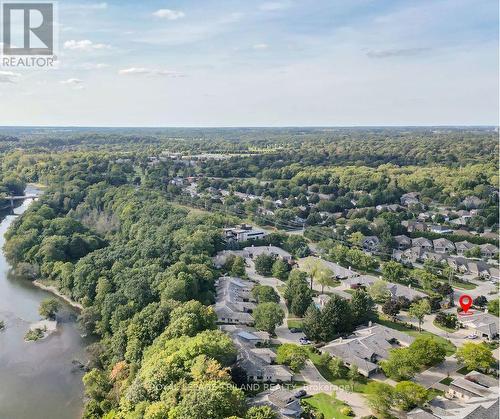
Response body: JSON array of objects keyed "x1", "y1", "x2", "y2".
[{"x1": 0, "y1": 0, "x2": 498, "y2": 127}]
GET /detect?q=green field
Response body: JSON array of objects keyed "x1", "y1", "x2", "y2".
[
  {"x1": 451, "y1": 281, "x2": 477, "y2": 290},
  {"x1": 432, "y1": 320, "x2": 458, "y2": 334},
  {"x1": 287, "y1": 318, "x2": 304, "y2": 329},
  {"x1": 303, "y1": 393, "x2": 353, "y2": 419}
]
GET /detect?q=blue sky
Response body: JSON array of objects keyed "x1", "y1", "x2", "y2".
[{"x1": 1, "y1": 0, "x2": 498, "y2": 126}]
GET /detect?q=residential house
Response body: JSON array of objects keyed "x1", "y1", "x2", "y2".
[
  {"x1": 362, "y1": 236, "x2": 380, "y2": 252},
  {"x1": 459, "y1": 312, "x2": 499, "y2": 340},
  {"x1": 403, "y1": 220, "x2": 428, "y2": 233},
  {"x1": 408, "y1": 395, "x2": 499, "y2": 419},
  {"x1": 215, "y1": 277, "x2": 256, "y2": 326},
  {"x1": 224, "y1": 224, "x2": 267, "y2": 242},
  {"x1": 322, "y1": 324, "x2": 415, "y2": 377},
  {"x1": 236, "y1": 330, "x2": 270, "y2": 346},
  {"x1": 429, "y1": 225, "x2": 454, "y2": 234},
  {"x1": 455, "y1": 241, "x2": 474, "y2": 256},
  {"x1": 229, "y1": 327, "x2": 294, "y2": 384},
  {"x1": 448, "y1": 371, "x2": 498, "y2": 401},
  {"x1": 393, "y1": 235, "x2": 412, "y2": 250},
  {"x1": 433, "y1": 238, "x2": 456, "y2": 253},
  {"x1": 418, "y1": 212, "x2": 432, "y2": 221},
  {"x1": 446, "y1": 257, "x2": 470, "y2": 274},
  {"x1": 396, "y1": 246, "x2": 426, "y2": 263},
  {"x1": 261, "y1": 387, "x2": 303, "y2": 418},
  {"x1": 243, "y1": 245, "x2": 293, "y2": 262},
  {"x1": 479, "y1": 244, "x2": 498, "y2": 259},
  {"x1": 481, "y1": 231, "x2": 498, "y2": 240},
  {"x1": 401, "y1": 192, "x2": 420, "y2": 206},
  {"x1": 412, "y1": 237, "x2": 434, "y2": 251},
  {"x1": 467, "y1": 261, "x2": 495, "y2": 279},
  {"x1": 387, "y1": 283, "x2": 426, "y2": 300},
  {"x1": 422, "y1": 252, "x2": 448, "y2": 264}
]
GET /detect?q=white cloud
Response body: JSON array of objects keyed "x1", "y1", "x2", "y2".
[
  {"x1": 152, "y1": 9, "x2": 185, "y2": 20},
  {"x1": 118, "y1": 67, "x2": 185, "y2": 77},
  {"x1": 259, "y1": 2, "x2": 289, "y2": 11},
  {"x1": 61, "y1": 78, "x2": 83, "y2": 85},
  {"x1": 81, "y1": 63, "x2": 110, "y2": 70},
  {"x1": 64, "y1": 40, "x2": 111, "y2": 51},
  {"x1": 366, "y1": 47, "x2": 430, "y2": 58},
  {"x1": 0, "y1": 71, "x2": 20, "y2": 83},
  {"x1": 253, "y1": 43, "x2": 269, "y2": 50}
]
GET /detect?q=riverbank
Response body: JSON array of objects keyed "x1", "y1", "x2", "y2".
[{"x1": 33, "y1": 280, "x2": 83, "y2": 311}]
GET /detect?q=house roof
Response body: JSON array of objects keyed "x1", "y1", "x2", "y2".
[
  {"x1": 433, "y1": 238, "x2": 455, "y2": 247},
  {"x1": 479, "y1": 244, "x2": 498, "y2": 253},
  {"x1": 394, "y1": 235, "x2": 412, "y2": 244},
  {"x1": 322, "y1": 324, "x2": 415, "y2": 375},
  {"x1": 456, "y1": 241, "x2": 474, "y2": 250},
  {"x1": 244, "y1": 245, "x2": 292, "y2": 259},
  {"x1": 343, "y1": 275, "x2": 378, "y2": 287},
  {"x1": 460, "y1": 313, "x2": 499, "y2": 337},
  {"x1": 413, "y1": 237, "x2": 433, "y2": 246}
]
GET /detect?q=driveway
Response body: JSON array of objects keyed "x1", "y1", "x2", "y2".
[{"x1": 413, "y1": 357, "x2": 460, "y2": 389}]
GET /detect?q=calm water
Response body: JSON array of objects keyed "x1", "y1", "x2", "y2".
[{"x1": 0, "y1": 187, "x2": 88, "y2": 419}]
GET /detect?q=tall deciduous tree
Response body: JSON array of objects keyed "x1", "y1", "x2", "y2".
[
  {"x1": 253, "y1": 302, "x2": 285, "y2": 335},
  {"x1": 456, "y1": 342, "x2": 495, "y2": 373},
  {"x1": 408, "y1": 299, "x2": 431, "y2": 331}
]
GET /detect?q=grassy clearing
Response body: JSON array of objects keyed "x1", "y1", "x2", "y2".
[
  {"x1": 306, "y1": 348, "x2": 370, "y2": 393},
  {"x1": 303, "y1": 393, "x2": 353, "y2": 419},
  {"x1": 451, "y1": 281, "x2": 477, "y2": 290},
  {"x1": 287, "y1": 318, "x2": 304, "y2": 329},
  {"x1": 377, "y1": 315, "x2": 456, "y2": 356},
  {"x1": 432, "y1": 320, "x2": 458, "y2": 334}
]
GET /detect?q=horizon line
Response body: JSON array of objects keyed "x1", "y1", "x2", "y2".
[{"x1": 0, "y1": 124, "x2": 498, "y2": 129}]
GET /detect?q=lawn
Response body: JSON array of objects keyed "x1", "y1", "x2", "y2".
[
  {"x1": 451, "y1": 281, "x2": 477, "y2": 290},
  {"x1": 307, "y1": 348, "x2": 370, "y2": 393},
  {"x1": 439, "y1": 377, "x2": 453, "y2": 385},
  {"x1": 377, "y1": 315, "x2": 456, "y2": 356},
  {"x1": 432, "y1": 320, "x2": 458, "y2": 334},
  {"x1": 303, "y1": 393, "x2": 353, "y2": 419},
  {"x1": 287, "y1": 318, "x2": 304, "y2": 329}
]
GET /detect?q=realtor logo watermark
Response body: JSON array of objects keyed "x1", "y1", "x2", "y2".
[{"x1": 1, "y1": 1, "x2": 58, "y2": 68}]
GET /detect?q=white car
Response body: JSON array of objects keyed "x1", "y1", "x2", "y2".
[
  {"x1": 466, "y1": 334, "x2": 478, "y2": 339},
  {"x1": 299, "y1": 337, "x2": 311, "y2": 345}
]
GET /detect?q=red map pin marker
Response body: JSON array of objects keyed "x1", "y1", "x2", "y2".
[{"x1": 459, "y1": 295, "x2": 472, "y2": 314}]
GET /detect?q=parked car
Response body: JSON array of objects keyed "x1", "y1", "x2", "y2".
[
  {"x1": 299, "y1": 337, "x2": 311, "y2": 345},
  {"x1": 294, "y1": 389, "x2": 307, "y2": 399},
  {"x1": 466, "y1": 334, "x2": 478, "y2": 339},
  {"x1": 289, "y1": 327, "x2": 302, "y2": 333}
]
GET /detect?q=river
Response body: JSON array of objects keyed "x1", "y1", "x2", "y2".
[{"x1": 0, "y1": 186, "x2": 89, "y2": 419}]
